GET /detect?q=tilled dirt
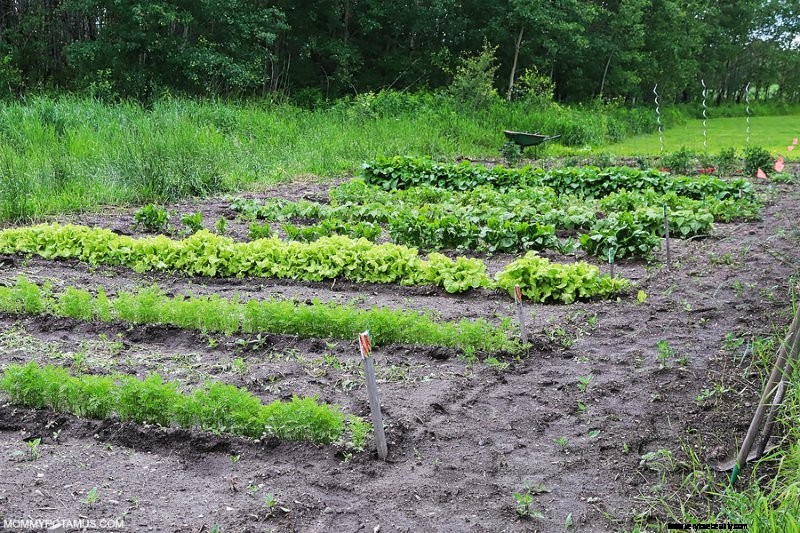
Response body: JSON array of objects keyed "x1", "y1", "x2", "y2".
[{"x1": 0, "y1": 178, "x2": 798, "y2": 532}]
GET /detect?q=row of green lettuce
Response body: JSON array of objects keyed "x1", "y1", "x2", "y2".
[
  {"x1": 0, "y1": 360, "x2": 367, "y2": 447},
  {"x1": 231, "y1": 175, "x2": 758, "y2": 259},
  {"x1": 0, "y1": 223, "x2": 629, "y2": 301},
  {"x1": 0, "y1": 276, "x2": 519, "y2": 353}
]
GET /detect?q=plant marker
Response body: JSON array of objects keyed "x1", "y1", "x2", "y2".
[
  {"x1": 608, "y1": 249, "x2": 615, "y2": 279},
  {"x1": 789, "y1": 145, "x2": 795, "y2": 152},
  {"x1": 794, "y1": 138, "x2": 798, "y2": 145},
  {"x1": 514, "y1": 285, "x2": 528, "y2": 344},
  {"x1": 663, "y1": 205, "x2": 671, "y2": 269},
  {"x1": 731, "y1": 308, "x2": 800, "y2": 486},
  {"x1": 774, "y1": 157, "x2": 784, "y2": 173},
  {"x1": 756, "y1": 168, "x2": 767, "y2": 180},
  {"x1": 359, "y1": 330, "x2": 388, "y2": 460}
]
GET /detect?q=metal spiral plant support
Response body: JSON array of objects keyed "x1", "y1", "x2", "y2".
[
  {"x1": 745, "y1": 82, "x2": 751, "y2": 145},
  {"x1": 653, "y1": 84, "x2": 663, "y2": 153},
  {"x1": 701, "y1": 79, "x2": 707, "y2": 151}
]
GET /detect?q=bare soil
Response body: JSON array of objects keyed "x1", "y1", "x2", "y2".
[{"x1": 1, "y1": 177, "x2": 799, "y2": 532}]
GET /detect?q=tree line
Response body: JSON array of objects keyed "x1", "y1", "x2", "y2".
[{"x1": 0, "y1": 0, "x2": 797, "y2": 103}]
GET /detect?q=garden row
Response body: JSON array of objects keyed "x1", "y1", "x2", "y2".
[
  {"x1": 230, "y1": 160, "x2": 758, "y2": 258},
  {"x1": 1, "y1": 361, "x2": 367, "y2": 447},
  {"x1": 0, "y1": 224, "x2": 628, "y2": 301},
  {"x1": 0, "y1": 276, "x2": 518, "y2": 353}
]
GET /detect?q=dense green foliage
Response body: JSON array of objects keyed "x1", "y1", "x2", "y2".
[
  {"x1": 361, "y1": 156, "x2": 753, "y2": 198},
  {"x1": 0, "y1": 1, "x2": 796, "y2": 103},
  {"x1": 233, "y1": 163, "x2": 757, "y2": 259},
  {"x1": 0, "y1": 361, "x2": 357, "y2": 445},
  {"x1": 0, "y1": 223, "x2": 490, "y2": 293},
  {"x1": 496, "y1": 253, "x2": 629, "y2": 304},
  {"x1": 0, "y1": 224, "x2": 629, "y2": 303},
  {"x1": 0, "y1": 276, "x2": 519, "y2": 353}
]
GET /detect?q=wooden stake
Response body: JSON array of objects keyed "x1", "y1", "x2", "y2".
[
  {"x1": 663, "y1": 205, "x2": 671, "y2": 269},
  {"x1": 359, "y1": 331, "x2": 388, "y2": 460},
  {"x1": 514, "y1": 285, "x2": 528, "y2": 344}
]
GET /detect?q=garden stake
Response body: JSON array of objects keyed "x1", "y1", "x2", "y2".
[
  {"x1": 514, "y1": 285, "x2": 528, "y2": 344},
  {"x1": 663, "y1": 205, "x2": 671, "y2": 269},
  {"x1": 359, "y1": 331, "x2": 388, "y2": 460},
  {"x1": 608, "y1": 249, "x2": 615, "y2": 278},
  {"x1": 731, "y1": 307, "x2": 800, "y2": 485},
  {"x1": 755, "y1": 326, "x2": 800, "y2": 459}
]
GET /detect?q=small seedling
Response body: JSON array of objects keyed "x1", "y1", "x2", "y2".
[
  {"x1": 248, "y1": 221, "x2": 272, "y2": 240},
  {"x1": 485, "y1": 356, "x2": 509, "y2": 370},
  {"x1": 637, "y1": 290, "x2": 647, "y2": 304},
  {"x1": 264, "y1": 493, "x2": 278, "y2": 511},
  {"x1": 732, "y1": 279, "x2": 745, "y2": 296},
  {"x1": 656, "y1": 340, "x2": 674, "y2": 369},
  {"x1": 577, "y1": 374, "x2": 593, "y2": 392},
  {"x1": 514, "y1": 491, "x2": 535, "y2": 517},
  {"x1": 262, "y1": 493, "x2": 289, "y2": 518},
  {"x1": 182, "y1": 212, "x2": 204, "y2": 234},
  {"x1": 639, "y1": 449, "x2": 675, "y2": 474},
  {"x1": 229, "y1": 454, "x2": 241, "y2": 464},
  {"x1": 81, "y1": 486, "x2": 98, "y2": 505},
  {"x1": 13, "y1": 438, "x2": 41, "y2": 461},
  {"x1": 133, "y1": 204, "x2": 169, "y2": 232},
  {"x1": 555, "y1": 436, "x2": 569, "y2": 452},
  {"x1": 695, "y1": 383, "x2": 731, "y2": 405},
  {"x1": 513, "y1": 481, "x2": 545, "y2": 519},
  {"x1": 232, "y1": 357, "x2": 248, "y2": 375},
  {"x1": 576, "y1": 401, "x2": 589, "y2": 415},
  {"x1": 215, "y1": 216, "x2": 228, "y2": 235}
]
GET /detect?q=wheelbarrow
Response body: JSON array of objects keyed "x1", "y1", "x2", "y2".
[{"x1": 503, "y1": 130, "x2": 561, "y2": 158}]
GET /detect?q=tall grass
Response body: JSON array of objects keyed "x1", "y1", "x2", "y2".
[
  {"x1": 2, "y1": 94, "x2": 789, "y2": 222},
  {"x1": 0, "y1": 94, "x2": 681, "y2": 223}
]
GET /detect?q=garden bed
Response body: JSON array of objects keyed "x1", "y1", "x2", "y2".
[{"x1": 0, "y1": 172, "x2": 798, "y2": 531}]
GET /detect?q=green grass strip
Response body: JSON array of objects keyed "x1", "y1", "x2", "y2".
[
  {"x1": 0, "y1": 223, "x2": 490, "y2": 293},
  {"x1": 0, "y1": 276, "x2": 519, "y2": 353},
  {"x1": 0, "y1": 361, "x2": 366, "y2": 446}
]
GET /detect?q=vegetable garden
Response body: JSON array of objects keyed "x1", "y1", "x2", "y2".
[{"x1": 1, "y1": 155, "x2": 799, "y2": 531}]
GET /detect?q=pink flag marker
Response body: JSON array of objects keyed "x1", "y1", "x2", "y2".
[
  {"x1": 756, "y1": 168, "x2": 768, "y2": 179},
  {"x1": 789, "y1": 145, "x2": 795, "y2": 152},
  {"x1": 774, "y1": 156, "x2": 785, "y2": 173},
  {"x1": 793, "y1": 138, "x2": 798, "y2": 145}
]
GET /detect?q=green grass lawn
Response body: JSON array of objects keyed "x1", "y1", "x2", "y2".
[{"x1": 600, "y1": 115, "x2": 800, "y2": 160}]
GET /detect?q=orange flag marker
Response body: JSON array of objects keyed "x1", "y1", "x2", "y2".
[
  {"x1": 756, "y1": 168, "x2": 768, "y2": 179},
  {"x1": 774, "y1": 156, "x2": 784, "y2": 173}
]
